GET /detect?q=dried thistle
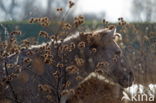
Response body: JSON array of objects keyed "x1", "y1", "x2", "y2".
[
  {"x1": 69, "y1": 1, "x2": 75, "y2": 8},
  {"x1": 96, "y1": 61, "x2": 109, "y2": 68},
  {"x1": 76, "y1": 76, "x2": 83, "y2": 81},
  {"x1": 74, "y1": 15, "x2": 85, "y2": 27},
  {"x1": 61, "y1": 90, "x2": 69, "y2": 96},
  {"x1": 38, "y1": 84, "x2": 52, "y2": 93},
  {"x1": 118, "y1": 17, "x2": 127, "y2": 26},
  {"x1": 91, "y1": 48, "x2": 97, "y2": 53},
  {"x1": 29, "y1": 17, "x2": 50, "y2": 27},
  {"x1": 56, "y1": 8, "x2": 63, "y2": 12},
  {"x1": 66, "y1": 65, "x2": 79, "y2": 74},
  {"x1": 46, "y1": 95, "x2": 53, "y2": 101},
  {"x1": 52, "y1": 71, "x2": 60, "y2": 79},
  {"x1": 65, "y1": 81, "x2": 71, "y2": 88},
  {"x1": 75, "y1": 57, "x2": 85, "y2": 66},
  {"x1": 70, "y1": 42, "x2": 76, "y2": 49},
  {"x1": 10, "y1": 30, "x2": 22, "y2": 36},
  {"x1": 62, "y1": 23, "x2": 72, "y2": 30},
  {"x1": 23, "y1": 57, "x2": 32, "y2": 63},
  {"x1": 39, "y1": 31, "x2": 49, "y2": 38},
  {"x1": 112, "y1": 55, "x2": 118, "y2": 63},
  {"x1": 56, "y1": 63, "x2": 64, "y2": 68},
  {"x1": 77, "y1": 41, "x2": 86, "y2": 49}
]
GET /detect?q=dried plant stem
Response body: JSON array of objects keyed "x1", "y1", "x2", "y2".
[{"x1": 4, "y1": 61, "x2": 21, "y2": 103}]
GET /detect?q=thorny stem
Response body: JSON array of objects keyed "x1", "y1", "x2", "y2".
[
  {"x1": 55, "y1": 0, "x2": 79, "y2": 37},
  {"x1": 4, "y1": 61, "x2": 21, "y2": 103},
  {"x1": 56, "y1": 73, "x2": 61, "y2": 103},
  {"x1": 55, "y1": 6, "x2": 71, "y2": 36}
]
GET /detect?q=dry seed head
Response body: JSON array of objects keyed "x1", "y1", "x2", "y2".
[
  {"x1": 118, "y1": 17, "x2": 127, "y2": 26},
  {"x1": 29, "y1": 17, "x2": 49, "y2": 26},
  {"x1": 70, "y1": 42, "x2": 76, "y2": 49},
  {"x1": 22, "y1": 40, "x2": 30, "y2": 48},
  {"x1": 56, "y1": 8, "x2": 63, "y2": 12},
  {"x1": 6, "y1": 64, "x2": 15, "y2": 68},
  {"x1": 118, "y1": 22, "x2": 122, "y2": 25},
  {"x1": 66, "y1": 65, "x2": 79, "y2": 74},
  {"x1": 102, "y1": 19, "x2": 108, "y2": 24},
  {"x1": 50, "y1": 35, "x2": 56, "y2": 40},
  {"x1": 26, "y1": 50, "x2": 34, "y2": 56},
  {"x1": 56, "y1": 63, "x2": 64, "y2": 68},
  {"x1": 69, "y1": 89, "x2": 75, "y2": 95},
  {"x1": 69, "y1": 1, "x2": 75, "y2": 8},
  {"x1": 122, "y1": 21, "x2": 127, "y2": 25},
  {"x1": 43, "y1": 17, "x2": 48, "y2": 21},
  {"x1": 59, "y1": 44, "x2": 68, "y2": 52},
  {"x1": 44, "y1": 58, "x2": 53, "y2": 64},
  {"x1": 77, "y1": 41, "x2": 86, "y2": 49},
  {"x1": 79, "y1": 32, "x2": 84, "y2": 37},
  {"x1": 62, "y1": 23, "x2": 72, "y2": 30},
  {"x1": 23, "y1": 40, "x2": 30, "y2": 45},
  {"x1": 120, "y1": 17, "x2": 123, "y2": 21},
  {"x1": 75, "y1": 57, "x2": 85, "y2": 66},
  {"x1": 34, "y1": 18, "x2": 39, "y2": 22},
  {"x1": 38, "y1": 84, "x2": 52, "y2": 93},
  {"x1": 3, "y1": 73, "x2": 18, "y2": 83},
  {"x1": 46, "y1": 95, "x2": 53, "y2": 101},
  {"x1": 53, "y1": 71, "x2": 60, "y2": 79},
  {"x1": 65, "y1": 81, "x2": 71, "y2": 88},
  {"x1": 96, "y1": 61, "x2": 109, "y2": 68},
  {"x1": 9, "y1": 37, "x2": 16, "y2": 43},
  {"x1": 10, "y1": 46, "x2": 20, "y2": 54},
  {"x1": 112, "y1": 56, "x2": 118, "y2": 62},
  {"x1": 105, "y1": 21, "x2": 109, "y2": 24},
  {"x1": 23, "y1": 57, "x2": 32, "y2": 63},
  {"x1": 29, "y1": 18, "x2": 34, "y2": 23},
  {"x1": 91, "y1": 48, "x2": 97, "y2": 53},
  {"x1": 10, "y1": 30, "x2": 22, "y2": 36},
  {"x1": 74, "y1": 15, "x2": 85, "y2": 27},
  {"x1": 39, "y1": 31, "x2": 49, "y2": 38},
  {"x1": 76, "y1": 76, "x2": 83, "y2": 81},
  {"x1": 42, "y1": 53, "x2": 49, "y2": 58},
  {"x1": 0, "y1": 41, "x2": 7, "y2": 48},
  {"x1": 118, "y1": 17, "x2": 123, "y2": 21},
  {"x1": 103, "y1": 19, "x2": 106, "y2": 23},
  {"x1": 61, "y1": 90, "x2": 69, "y2": 96}
]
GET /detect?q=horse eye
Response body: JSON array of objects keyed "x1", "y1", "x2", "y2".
[{"x1": 115, "y1": 51, "x2": 121, "y2": 55}]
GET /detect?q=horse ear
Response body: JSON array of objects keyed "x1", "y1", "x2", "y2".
[{"x1": 109, "y1": 28, "x2": 116, "y2": 35}]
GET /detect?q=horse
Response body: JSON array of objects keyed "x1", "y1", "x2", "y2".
[{"x1": 0, "y1": 26, "x2": 134, "y2": 103}]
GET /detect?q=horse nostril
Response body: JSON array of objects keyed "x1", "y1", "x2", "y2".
[
  {"x1": 129, "y1": 71, "x2": 134, "y2": 80},
  {"x1": 126, "y1": 71, "x2": 134, "y2": 83}
]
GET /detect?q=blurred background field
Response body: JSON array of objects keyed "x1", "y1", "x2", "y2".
[{"x1": 1, "y1": 22, "x2": 156, "y2": 49}]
